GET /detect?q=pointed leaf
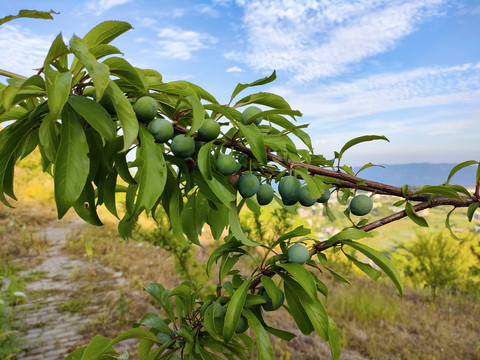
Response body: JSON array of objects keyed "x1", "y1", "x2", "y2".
[
  {"x1": 230, "y1": 71, "x2": 276, "y2": 103},
  {"x1": 69, "y1": 36, "x2": 110, "y2": 101},
  {"x1": 68, "y1": 95, "x2": 116, "y2": 142},
  {"x1": 104, "y1": 81, "x2": 139, "y2": 151},
  {"x1": 54, "y1": 106, "x2": 90, "y2": 218},
  {"x1": 338, "y1": 135, "x2": 389, "y2": 160},
  {"x1": 446, "y1": 160, "x2": 478, "y2": 184},
  {"x1": 45, "y1": 68, "x2": 72, "y2": 120},
  {"x1": 342, "y1": 240, "x2": 403, "y2": 296},
  {"x1": 223, "y1": 278, "x2": 252, "y2": 343},
  {"x1": 405, "y1": 202, "x2": 428, "y2": 227},
  {"x1": 242, "y1": 309, "x2": 275, "y2": 360},
  {"x1": 228, "y1": 201, "x2": 258, "y2": 246},
  {"x1": 237, "y1": 122, "x2": 267, "y2": 164}
]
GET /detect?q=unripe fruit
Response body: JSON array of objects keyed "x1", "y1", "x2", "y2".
[
  {"x1": 287, "y1": 243, "x2": 310, "y2": 265},
  {"x1": 229, "y1": 173, "x2": 239, "y2": 187},
  {"x1": 215, "y1": 154, "x2": 237, "y2": 176},
  {"x1": 237, "y1": 173, "x2": 260, "y2": 198},
  {"x1": 235, "y1": 316, "x2": 248, "y2": 333},
  {"x1": 349, "y1": 194, "x2": 373, "y2": 216},
  {"x1": 279, "y1": 176, "x2": 301, "y2": 206},
  {"x1": 198, "y1": 119, "x2": 221, "y2": 141},
  {"x1": 170, "y1": 135, "x2": 195, "y2": 158},
  {"x1": 256, "y1": 183, "x2": 274, "y2": 205},
  {"x1": 261, "y1": 288, "x2": 284, "y2": 311},
  {"x1": 241, "y1": 106, "x2": 262, "y2": 125},
  {"x1": 298, "y1": 185, "x2": 316, "y2": 207},
  {"x1": 317, "y1": 188, "x2": 331, "y2": 203},
  {"x1": 134, "y1": 96, "x2": 157, "y2": 121},
  {"x1": 148, "y1": 117, "x2": 174, "y2": 143}
]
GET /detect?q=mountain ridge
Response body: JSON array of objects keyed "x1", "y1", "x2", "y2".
[{"x1": 353, "y1": 162, "x2": 477, "y2": 187}]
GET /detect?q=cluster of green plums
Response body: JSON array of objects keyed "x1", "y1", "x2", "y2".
[{"x1": 134, "y1": 96, "x2": 374, "y2": 214}]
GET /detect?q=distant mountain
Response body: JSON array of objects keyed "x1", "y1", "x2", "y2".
[{"x1": 353, "y1": 163, "x2": 477, "y2": 187}]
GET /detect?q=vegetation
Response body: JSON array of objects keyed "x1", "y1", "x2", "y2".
[{"x1": 0, "y1": 9, "x2": 479, "y2": 360}]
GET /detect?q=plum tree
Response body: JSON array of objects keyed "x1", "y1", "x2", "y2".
[
  {"x1": 261, "y1": 287, "x2": 285, "y2": 311},
  {"x1": 237, "y1": 173, "x2": 260, "y2": 198},
  {"x1": 147, "y1": 117, "x2": 174, "y2": 143},
  {"x1": 317, "y1": 188, "x2": 331, "y2": 203},
  {"x1": 241, "y1": 106, "x2": 262, "y2": 125},
  {"x1": 256, "y1": 183, "x2": 274, "y2": 205},
  {"x1": 198, "y1": 118, "x2": 221, "y2": 141},
  {"x1": 298, "y1": 185, "x2": 317, "y2": 207},
  {"x1": 215, "y1": 154, "x2": 237, "y2": 176},
  {"x1": 134, "y1": 96, "x2": 158, "y2": 121},
  {"x1": 171, "y1": 134, "x2": 195, "y2": 158},
  {"x1": 287, "y1": 243, "x2": 310, "y2": 264},
  {"x1": 350, "y1": 194, "x2": 373, "y2": 216},
  {"x1": 279, "y1": 176, "x2": 301, "y2": 205},
  {"x1": 0, "y1": 13, "x2": 478, "y2": 360}
]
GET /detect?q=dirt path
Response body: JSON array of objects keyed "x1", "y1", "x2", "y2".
[{"x1": 15, "y1": 220, "x2": 129, "y2": 360}]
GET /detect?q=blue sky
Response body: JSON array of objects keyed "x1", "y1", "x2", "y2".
[{"x1": 1, "y1": 0, "x2": 479, "y2": 166}]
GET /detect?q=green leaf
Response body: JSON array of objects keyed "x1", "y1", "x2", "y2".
[
  {"x1": 414, "y1": 185, "x2": 464, "y2": 201},
  {"x1": 236, "y1": 122, "x2": 267, "y2": 164},
  {"x1": 235, "y1": 92, "x2": 292, "y2": 110},
  {"x1": 68, "y1": 96, "x2": 116, "y2": 142},
  {"x1": 278, "y1": 263, "x2": 317, "y2": 300},
  {"x1": 168, "y1": 80, "x2": 218, "y2": 104},
  {"x1": 72, "y1": 181, "x2": 103, "y2": 226},
  {"x1": 467, "y1": 202, "x2": 479, "y2": 222},
  {"x1": 260, "y1": 276, "x2": 281, "y2": 308},
  {"x1": 342, "y1": 240, "x2": 403, "y2": 296},
  {"x1": 81, "y1": 334, "x2": 115, "y2": 360},
  {"x1": 445, "y1": 207, "x2": 461, "y2": 240},
  {"x1": 343, "y1": 252, "x2": 381, "y2": 280},
  {"x1": 197, "y1": 141, "x2": 214, "y2": 180},
  {"x1": 323, "y1": 266, "x2": 351, "y2": 284},
  {"x1": 69, "y1": 35, "x2": 110, "y2": 101},
  {"x1": 54, "y1": 105, "x2": 90, "y2": 218},
  {"x1": 44, "y1": 68, "x2": 72, "y2": 120},
  {"x1": 185, "y1": 96, "x2": 206, "y2": 136},
  {"x1": 327, "y1": 316, "x2": 341, "y2": 360},
  {"x1": 338, "y1": 135, "x2": 389, "y2": 161},
  {"x1": 228, "y1": 201, "x2": 258, "y2": 246},
  {"x1": 293, "y1": 167, "x2": 323, "y2": 197},
  {"x1": 65, "y1": 346, "x2": 86, "y2": 360},
  {"x1": 322, "y1": 228, "x2": 373, "y2": 248},
  {"x1": 44, "y1": 33, "x2": 69, "y2": 69},
  {"x1": 0, "y1": 9, "x2": 56, "y2": 25},
  {"x1": 283, "y1": 276, "x2": 327, "y2": 339},
  {"x1": 104, "y1": 81, "x2": 139, "y2": 152},
  {"x1": 405, "y1": 202, "x2": 428, "y2": 227},
  {"x1": 446, "y1": 160, "x2": 478, "y2": 184},
  {"x1": 223, "y1": 278, "x2": 252, "y2": 343},
  {"x1": 242, "y1": 309, "x2": 275, "y2": 360},
  {"x1": 206, "y1": 239, "x2": 246, "y2": 276},
  {"x1": 83, "y1": 328, "x2": 159, "y2": 360},
  {"x1": 103, "y1": 57, "x2": 147, "y2": 93},
  {"x1": 132, "y1": 128, "x2": 167, "y2": 215},
  {"x1": 82, "y1": 21, "x2": 133, "y2": 47},
  {"x1": 230, "y1": 71, "x2": 276, "y2": 103}
]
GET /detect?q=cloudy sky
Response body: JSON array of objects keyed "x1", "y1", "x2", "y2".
[{"x1": 1, "y1": 0, "x2": 479, "y2": 166}]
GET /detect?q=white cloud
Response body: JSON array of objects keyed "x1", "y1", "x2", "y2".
[
  {"x1": 272, "y1": 63, "x2": 480, "y2": 125},
  {"x1": 232, "y1": 0, "x2": 445, "y2": 81},
  {"x1": 0, "y1": 25, "x2": 53, "y2": 77},
  {"x1": 86, "y1": 0, "x2": 132, "y2": 15},
  {"x1": 227, "y1": 66, "x2": 244, "y2": 72},
  {"x1": 154, "y1": 27, "x2": 217, "y2": 60}
]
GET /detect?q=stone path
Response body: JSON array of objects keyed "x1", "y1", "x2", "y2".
[{"x1": 15, "y1": 220, "x2": 129, "y2": 360}]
